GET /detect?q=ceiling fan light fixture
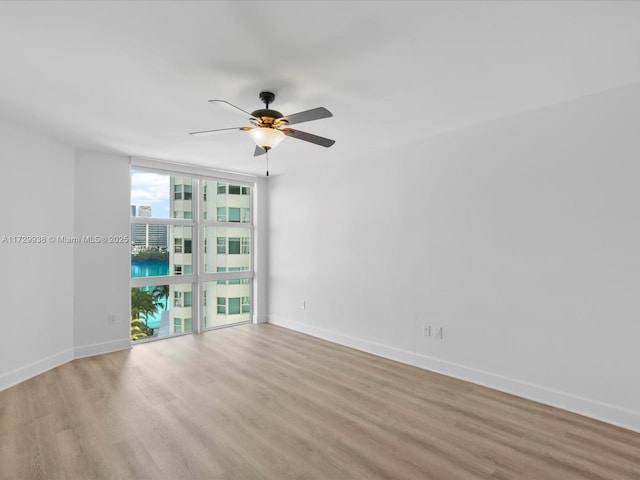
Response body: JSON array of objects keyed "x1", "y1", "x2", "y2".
[{"x1": 248, "y1": 127, "x2": 285, "y2": 150}]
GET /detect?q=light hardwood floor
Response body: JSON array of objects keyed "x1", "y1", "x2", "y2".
[{"x1": 1, "y1": 324, "x2": 639, "y2": 480}]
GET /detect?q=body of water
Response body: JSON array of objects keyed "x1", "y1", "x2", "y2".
[
  {"x1": 131, "y1": 260, "x2": 169, "y2": 278},
  {"x1": 131, "y1": 260, "x2": 169, "y2": 329}
]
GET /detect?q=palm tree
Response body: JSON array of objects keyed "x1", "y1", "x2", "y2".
[
  {"x1": 131, "y1": 288, "x2": 158, "y2": 325},
  {"x1": 131, "y1": 288, "x2": 161, "y2": 341},
  {"x1": 152, "y1": 285, "x2": 170, "y2": 311}
]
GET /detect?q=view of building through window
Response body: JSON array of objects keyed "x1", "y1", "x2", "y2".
[{"x1": 130, "y1": 170, "x2": 253, "y2": 342}]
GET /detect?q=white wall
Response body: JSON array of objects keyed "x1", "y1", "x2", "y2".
[
  {"x1": 0, "y1": 138, "x2": 132, "y2": 390},
  {"x1": 0, "y1": 120, "x2": 75, "y2": 390},
  {"x1": 73, "y1": 151, "x2": 131, "y2": 357},
  {"x1": 268, "y1": 82, "x2": 640, "y2": 432}
]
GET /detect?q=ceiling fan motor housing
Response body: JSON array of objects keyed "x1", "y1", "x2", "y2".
[
  {"x1": 251, "y1": 91, "x2": 287, "y2": 127},
  {"x1": 250, "y1": 109, "x2": 284, "y2": 123}
]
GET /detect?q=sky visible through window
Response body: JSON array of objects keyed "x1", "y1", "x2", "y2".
[{"x1": 130, "y1": 170, "x2": 170, "y2": 217}]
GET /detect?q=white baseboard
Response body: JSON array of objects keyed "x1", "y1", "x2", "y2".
[
  {"x1": 0, "y1": 348, "x2": 74, "y2": 392},
  {"x1": 268, "y1": 315, "x2": 640, "y2": 434},
  {"x1": 74, "y1": 338, "x2": 131, "y2": 359},
  {"x1": 0, "y1": 339, "x2": 132, "y2": 393}
]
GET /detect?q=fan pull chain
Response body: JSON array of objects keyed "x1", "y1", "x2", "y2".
[{"x1": 266, "y1": 148, "x2": 269, "y2": 177}]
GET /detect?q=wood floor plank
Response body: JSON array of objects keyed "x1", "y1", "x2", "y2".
[{"x1": 1, "y1": 323, "x2": 639, "y2": 480}]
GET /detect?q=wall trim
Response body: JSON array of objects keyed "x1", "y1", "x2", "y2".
[
  {"x1": 0, "y1": 339, "x2": 134, "y2": 392},
  {"x1": 268, "y1": 315, "x2": 640, "y2": 434},
  {"x1": 0, "y1": 348, "x2": 74, "y2": 392},
  {"x1": 74, "y1": 339, "x2": 132, "y2": 360}
]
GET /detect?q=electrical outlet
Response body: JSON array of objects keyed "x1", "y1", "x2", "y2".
[
  {"x1": 435, "y1": 327, "x2": 443, "y2": 339},
  {"x1": 107, "y1": 314, "x2": 116, "y2": 325},
  {"x1": 423, "y1": 325, "x2": 432, "y2": 336}
]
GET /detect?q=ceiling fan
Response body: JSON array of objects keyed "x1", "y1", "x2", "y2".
[{"x1": 190, "y1": 91, "x2": 335, "y2": 175}]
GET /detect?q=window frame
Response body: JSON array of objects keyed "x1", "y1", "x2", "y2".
[{"x1": 130, "y1": 160, "x2": 256, "y2": 338}]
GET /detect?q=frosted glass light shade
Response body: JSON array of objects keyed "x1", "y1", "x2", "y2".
[{"x1": 248, "y1": 127, "x2": 285, "y2": 149}]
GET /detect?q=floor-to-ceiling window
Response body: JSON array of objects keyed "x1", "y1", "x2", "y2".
[{"x1": 130, "y1": 164, "x2": 254, "y2": 342}]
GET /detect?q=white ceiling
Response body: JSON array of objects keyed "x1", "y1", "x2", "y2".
[{"x1": 1, "y1": 1, "x2": 640, "y2": 177}]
